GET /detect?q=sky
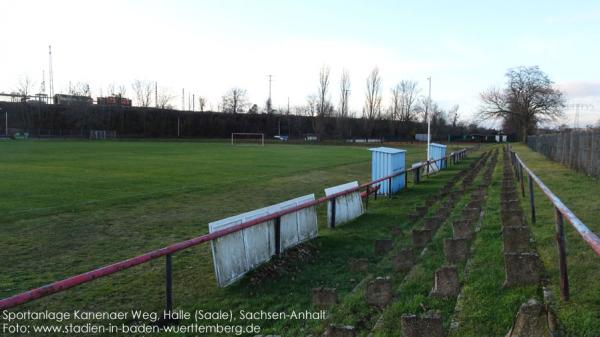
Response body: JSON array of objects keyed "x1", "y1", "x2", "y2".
[{"x1": 1, "y1": 0, "x2": 600, "y2": 128}]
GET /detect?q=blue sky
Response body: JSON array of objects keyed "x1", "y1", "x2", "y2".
[{"x1": 1, "y1": 0, "x2": 599, "y2": 126}]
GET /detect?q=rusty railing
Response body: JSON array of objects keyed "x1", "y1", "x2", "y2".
[{"x1": 509, "y1": 145, "x2": 600, "y2": 301}]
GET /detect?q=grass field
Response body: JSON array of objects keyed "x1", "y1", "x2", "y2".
[
  {"x1": 4, "y1": 140, "x2": 596, "y2": 336},
  {"x1": 1, "y1": 139, "x2": 464, "y2": 335}
]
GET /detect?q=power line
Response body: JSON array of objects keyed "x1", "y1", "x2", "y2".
[{"x1": 566, "y1": 103, "x2": 594, "y2": 128}]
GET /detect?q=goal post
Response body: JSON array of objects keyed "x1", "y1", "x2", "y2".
[
  {"x1": 89, "y1": 130, "x2": 117, "y2": 140},
  {"x1": 231, "y1": 132, "x2": 265, "y2": 146}
]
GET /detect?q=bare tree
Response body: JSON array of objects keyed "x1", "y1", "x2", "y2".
[
  {"x1": 449, "y1": 104, "x2": 460, "y2": 127},
  {"x1": 479, "y1": 66, "x2": 564, "y2": 141},
  {"x1": 317, "y1": 65, "x2": 332, "y2": 117},
  {"x1": 398, "y1": 80, "x2": 420, "y2": 122},
  {"x1": 389, "y1": 84, "x2": 401, "y2": 120},
  {"x1": 430, "y1": 102, "x2": 448, "y2": 127},
  {"x1": 222, "y1": 87, "x2": 247, "y2": 114},
  {"x1": 132, "y1": 80, "x2": 153, "y2": 107},
  {"x1": 197, "y1": 96, "x2": 207, "y2": 112},
  {"x1": 364, "y1": 67, "x2": 382, "y2": 120},
  {"x1": 16, "y1": 76, "x2": 34, "y2": 100},
  {"x1": 69, "y1": 82, "x2": 91, "y2": 96},
  {"x1": 157, "y1": 88, "x2": 174, "y2": 109},
  {"x1": 339, "y1": 69, "x2": 351, "y2": 117}
]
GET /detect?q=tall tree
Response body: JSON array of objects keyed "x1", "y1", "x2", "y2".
[
  {"x1": 364, "y1": 67, "x2": 382, "y2": 120},
  {"x1": 157, "y1": 88, "x2": 174, "y2": 109},
  {"x1": 479, "y1": 66, "x2": 564, "y2": 141},
  {"x1": 132, "y1": 80, "x2": 153, "y2": 107},
  {"x1": 197, "y1": 96, "x2": 207, "y2": 112},
  {"x1": 221, "y1": 87, "x2": 247, "y2": 114},
  {"x1": 398, "y1": 80, "x2": 419, "y2": 123},
  {"x1": 389, "y1": 84, "x2": 402, "y2": 120},
  {"x1": 317, "y1": 65, "x2": 332, "y2": 117},
  {"x1": 68, "y1": 82, "x2": 91, "y2": 96},
  {"x1": 449, "y1": 104, "x2": 460, "y2": 127},
  {"x1": 339, "y1": 69, "x2": 351, "y2": 117},
  {"x1": 16, "y1": 76, "x2": 34, "y2": 101}
]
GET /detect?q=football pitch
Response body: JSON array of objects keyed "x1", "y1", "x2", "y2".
[{"x1": 0, "y1": 140, "x2": 434, "y2": 308}]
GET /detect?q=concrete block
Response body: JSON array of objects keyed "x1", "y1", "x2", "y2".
[
  {"x1": 364, "y1": 277, "x2": 393, "y2": 308},
  {"x1": 452, "y1": 220, "x2": 473, "y2": 240},
  {"x1": 348, "y1": 258, "x2": 369, "y2": 272},
  {"x1": 412, "y1": 229, "x2": 433, "y2": 248},
  {"x1": 423, "y1": 217, "x2": 442, "y2": 231},
  {"x1": 400, "y1": 311, "x2": 444, "y2": 337},
  {"x1": 503, "y1": 226, "x2": 531, "y2": 253},
  {"x1": 504, "y1": 253, "x2": 541, "y2": 287},
  {"x1": 374, "y1": 239, "x2": 394, "y2": 255},
  {"x1": 506, "y1": 299, "x2": 552, "y2": 337},
  {"x1": 312, "y1": 287, "x2": 337, "y2": 307},
  {"x1": 502, "y1": 212, "x2": 525, "y2": 226},
  {"x1": 431, "y1": 266, "x2": 460, "y2": 298},
  {"x1": 393, "y1": 249, "x2": 414, "y2": 272},
  {"x1": 443, "y1": 238, "x2": 470, "y2": 264}
]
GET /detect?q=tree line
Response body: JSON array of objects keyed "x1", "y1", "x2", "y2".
[
  {"x1": 9, "y1": 65, "x2": 567, "y2": 141},
  {"x1": 0, "y1": 100, "x2": 490, "y2": 140}
]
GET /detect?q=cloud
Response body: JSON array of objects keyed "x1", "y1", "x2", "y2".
[{"x1": 558, "y1": 81, "x2": 600, "y2": 98}]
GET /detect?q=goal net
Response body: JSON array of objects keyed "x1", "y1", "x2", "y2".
[{"x1": 231, "y1": 133, "x2": 264, "y2": 146}]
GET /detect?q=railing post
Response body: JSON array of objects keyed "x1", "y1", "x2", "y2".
[
  {"x1": 426, "y1": 162, "x2": 430, "y2": 177},
  {"x1": 554, "y1": 207, "x2": 570, "y2": 301},
  {"x1": 274, "y1": 216, "x2": 281, "y2": 255},
  {"x1": 519, "y1": 163, "x2": 525, "y2": 197},
  {"x1": 365, "y1": 185, "x2": 369, "y2": 210},
  {"x1": 415, "y1": 167, "x2": 420, "y2": 184},
  {"x1": 330, "y1": 197, "x2": 337, "y2": 228},
  {"x1": 528, "y1": 174, "x2": 536, "y2": 224},
  {"x1": 388, "y1": 177, "x2": 392, "y2": 198},
  {"x1": 165, "y1": 254, "x2": 173, "y2": 315}
]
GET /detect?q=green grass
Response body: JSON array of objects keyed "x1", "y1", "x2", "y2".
[
  {"x1": 3, "y1": 141, "x2": 597, "y2": 336},
  {"x1": 511, "y1": 144, "x2": 600, "y2": 337},
  {"x1": 448, "y1": 148, "x2": 539, "y2": 337},
  {"x1": 0, "y1": 139, "x2": 469, "y2": 336}
]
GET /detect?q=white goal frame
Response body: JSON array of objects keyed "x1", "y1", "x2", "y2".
[{"x1": 231, "y1": 132, "x2": 265, "y2": 146}]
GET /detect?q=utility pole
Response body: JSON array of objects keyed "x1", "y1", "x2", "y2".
[
  {"x1": 155, "y1": 82, "x2": 158, "y2": 108},
  {"x1": 426, "y1": 76, "x2": 432, "y2": 165},
  {"x1": 267, "y1": 74, "x2": 273, "y2": 113},
  {"x1": 268, "y1": 75, "x2": 273, "y2": 102},
  {"x1": 48, "y1": 45, "x2": 54, "y2": 100},
  {"x1": 192, "y1": 94, "x2": 195, "y2": 112},
  {"x1": 182, "y1": 88, "x2": 185, "y2": 110},
  {"x1": 2, "y1": 108, "x2": 6, "y2": 137}
]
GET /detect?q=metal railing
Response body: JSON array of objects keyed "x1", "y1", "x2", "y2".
[
  {"x1": 508, "y1": 145, "x2": 600, "y2": 301},
  {"x1": 0, "y1": 148, "x2": 471, "y2": 311}
]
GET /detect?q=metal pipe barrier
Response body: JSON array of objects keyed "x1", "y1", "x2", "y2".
[{"x1": 508, "y1": 144, "x2": 600, "y2": 301}]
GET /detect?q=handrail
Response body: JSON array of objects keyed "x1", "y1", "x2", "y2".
[
  {"x1": 509, "y1": 145, "x2": 600, "y2": 301},
  {"x1": 512, "y1": 151, "x2": 600, "y2": 256},
  {"x1": 0, "y1": 148, "x2": 470, "y2": 310}
]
